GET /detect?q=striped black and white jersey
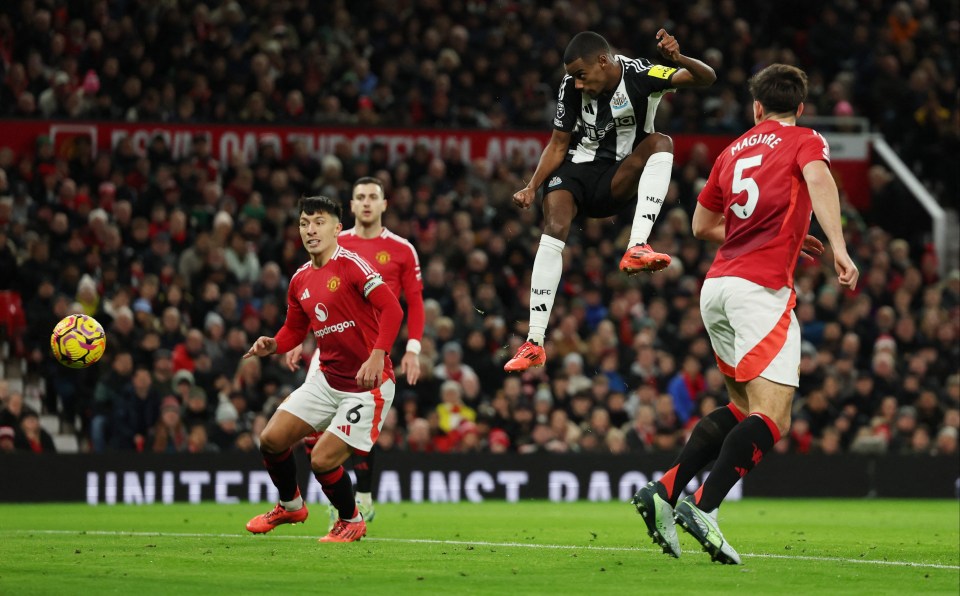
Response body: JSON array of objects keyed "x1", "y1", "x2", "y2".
[{"x1": 553, "y1": 55, "x2": 677, "y2": 163}]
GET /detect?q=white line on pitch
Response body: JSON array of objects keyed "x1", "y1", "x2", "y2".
[{"x1": 7, "y1": 530, "x2": 959, "y2": 571}]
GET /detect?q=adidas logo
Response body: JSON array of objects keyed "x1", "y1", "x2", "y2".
[
  {"x1": 533, "y1": 304, "x2": 548, "y2": 312},
  {"x1": 642, "y1": 213, "x2": 657, "y2": 222},
  {"x1": 300, "y1": 288, "x2": 311, "y2": 300},
  {"x1": 548, "y1": 176, "x2": 561, "y2": 187},
  {"x1": 336, "y1": 424, "x2": 351, "y2": 436}
]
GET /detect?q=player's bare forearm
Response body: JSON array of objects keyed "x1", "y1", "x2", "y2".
[
  {"x1": 692, "y1": 204, "x2": 725, "y2": 244},
  {"x1": 805, "y1": 160, "x2": 859, "y2": 289},
  {"x1": 656, "y1": 29, "x2": 716, "y2": 88},
  {"x1": 672, "y1": 54, "x2": 716, "y2": 87},
  {"x1": 696, "y1": 222, "x2": 725, "y2": 244},
  {"x1": 804, "y1": 162, "x2": 847, "y2": 253},
  {"x1": 400, "y1": 350, "x2": 421, "y2": 385},
  {"x1": 514, "y1": 138, "x2": 567, "y2": 209},
  {"x1": 284, "y1": 343, "x2": 304, "y2": 371},
  {"x1": 529, "y1": 137, "x2": 568, "y2": 189}
]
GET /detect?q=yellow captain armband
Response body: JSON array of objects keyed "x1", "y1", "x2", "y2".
[{"x1": 648, "y1": 65, "x2": 677, "y2": 80}]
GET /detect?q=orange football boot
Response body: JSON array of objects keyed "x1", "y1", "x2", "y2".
[{"x1": 619, "y1": 243, "x2": 672, "y2": 274}]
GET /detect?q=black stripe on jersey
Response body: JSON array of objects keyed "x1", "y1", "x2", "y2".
[{"x1": 562, "y1": 55, "x2": 672, "y2": 164}]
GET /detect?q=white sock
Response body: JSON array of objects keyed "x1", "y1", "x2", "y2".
[
  {"x1": 628, "y1": 152, "x2": 674, "y2": 247},
  {"x1": 281, "y1": 495, "x2": 304, "y2": 511},
  {"x1": 527, "y1": 234, "x2": 565, "y2": 345},
  {"x1": 346, "y1": 512, "x2": 363, "y2": 522},
  {"x1": 356, "y1": 492, "x2": 372, "y2": 507}
]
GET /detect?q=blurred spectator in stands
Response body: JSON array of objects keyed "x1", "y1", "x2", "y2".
[
  {"x1": 172, "y1": 328, "x2": 204, "y2": 373},
  {"x1": 436, "y1": 379, "x2": 476, "y2": 435},
  {"x1": 866, "y1": 165, "x2": 930, "y2": 251},
  {"x1": 186, "y1": 425, "x2": 219, "y2": 453},
  {"x1": 914, "y1": 388, "x2": 944, "y2": 434},
  {"x1": 209, "y1": 401, "x2": 239, "y2": 451},
  {"x1": 150, "y1": 349, "x2": 176, "y2": 402},
  {"x1": 175, "y1": 370, "x2": 208, "y2": 429},
  {"x1": 817, "y1": 427, "x2": 843, "y2": 455},
  {"x1": 149, "y1": 396, "x2": 187, "y2": 453},
  {"x1": 934, "y1": 426, "x2": 958, "y2": 456},
  {"x1": 0, "y1": 391, "x2": 25, "y2": 428},
  {"x1": 111, "y1": 367, "x2": 159, "y2": 452},
  {"x1": 405, "y1": 417, "x2": 435, "y2": 453},
  {"x1": 488, "y1": 428, "x2": 511, "y2": 454},
  {"x1": 90, "y1": 351, "x2": 133, "y2": 452},
  {"x1": 225, "y1": 231, "x2": 261, "y2": 284},
  {"x1": 433, "y1": 341, "x2": 478, "y2": 387},
  {"x1": 0, "y1": 426, "x2": 16, "y2": 453},
  {"x1": 666, "y1": 354, "x2": 704, "y2": 425},
  {"x1": 15, "y1": 410, "x2": 56, "y2": 453}
]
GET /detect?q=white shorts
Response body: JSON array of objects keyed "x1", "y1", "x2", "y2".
[
  {"x1": 306, "y1": 348, "x2": 321, "y2": 378},
  {"x1": 700, "y1": 277, "x2": 800, "y2": 387},
  {"x1": 278, "y1": 366, "x2": 395, "y2": 454}
]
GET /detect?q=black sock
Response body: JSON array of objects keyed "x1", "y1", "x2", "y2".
[
  {"x1": 694, "y1": 414, "x2": 780, "y2": 512},
  {"x1": 315, "y1": 466, "x2": 356, "y2": 520},
  {"x1": 658, "y1": 404, "x2": 743, "y2": 506},
  {"x1": 353, "y1": 450, "x2": 375, "y2": 494},
  {"x1": 262, "y1": 447, "x2": 299, "y2": 502}
]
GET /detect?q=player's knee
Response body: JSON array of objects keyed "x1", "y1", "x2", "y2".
[
  {"x1": 258, "y1": 431, "x2": 284, "y2": 455},
  {"x1": 310, "y1": 450, "x2": 336, "y2": 474},
  {"x1": 649, "y1": 132, "x2": 674, "y2": 154},
  {"x1": 542, "y1": 220, "x2": 569, "y2": 240}
]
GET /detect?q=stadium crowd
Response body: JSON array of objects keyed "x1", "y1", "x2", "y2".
[{"x1": 0, "y1": 0, "x2": 957, "y2": 458}]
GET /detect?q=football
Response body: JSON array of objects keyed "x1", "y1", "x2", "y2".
[{"x1": 50, "y1": 314, "x2": 107, "y2": 368}]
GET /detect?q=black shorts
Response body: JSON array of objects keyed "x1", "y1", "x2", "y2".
[{"x1": 543, "y1": 159, "x2": 629, "y2": 219}]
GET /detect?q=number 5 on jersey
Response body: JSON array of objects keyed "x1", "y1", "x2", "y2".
[{"x1": 731, "y1": 155, "x2": 762, "y2": 219}]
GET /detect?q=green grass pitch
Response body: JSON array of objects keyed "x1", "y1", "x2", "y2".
[{"x1": 1, "y1": 499, "x2": 957, "y2": 594}]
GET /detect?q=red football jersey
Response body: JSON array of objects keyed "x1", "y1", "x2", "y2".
[
  {"x1": 697, "y1": 119, "x2": 830, "y2": 289},
  {"x1": 282, "y1": 246, "x2": 395, "y2": 391},
  {"x1": 338, "y1": 228, "x2": 422, "y2": 299}
]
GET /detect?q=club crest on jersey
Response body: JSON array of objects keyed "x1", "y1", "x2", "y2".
[
  {"x1": 612, "y1": 92, "x2": 627, "y2": 107},
  {"x1": 327, "y1": 276, "x2": 341, "y2": 292},
  {"x1": 314, "y1": 302, "x2": 329, "y2": 322},
  {"x1": 548, "y1": 176, "x2": 562, "y2": 187},
  {"x1": 376, "y1": 250, "x2": 391, "y2": 265}
]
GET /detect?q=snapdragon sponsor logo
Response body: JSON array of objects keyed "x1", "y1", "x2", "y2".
[{"x1": 314, "y1": 320, "x2": 357, "y2": 338}]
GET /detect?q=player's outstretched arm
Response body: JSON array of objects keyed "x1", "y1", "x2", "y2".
[
  {"x1": 514, "y1": 129, "x2": 571, "y2": 209},
  {"x1": 655, "y1": 29, "x2": 716, "y2": 88},
  {"x1": 244, "y1": 336, "x2": 277, "y2": 359},
  {"x1": 804, "y1": 160, "x2": 859, "y2": 290}
]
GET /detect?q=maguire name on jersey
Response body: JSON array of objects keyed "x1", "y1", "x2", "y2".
[{"x1": 554, "y1": 56, "x2": 677, "y2": 163}]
